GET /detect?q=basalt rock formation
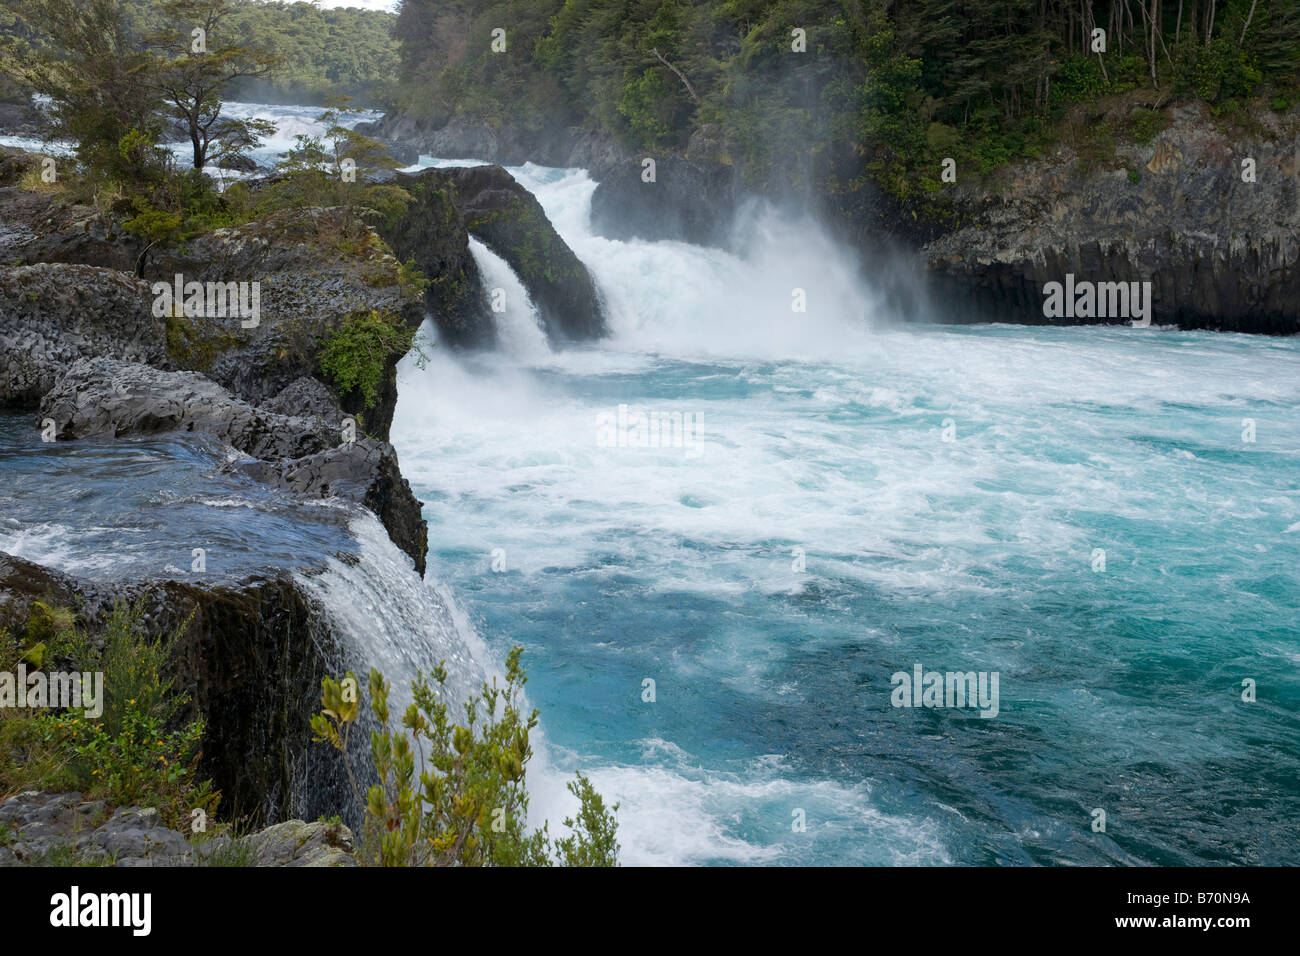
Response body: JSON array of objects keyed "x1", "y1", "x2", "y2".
[
  {"x1": 381, "y1": 167, "x2": 491, "y2": 347},
  {"x1": 0, "y1": 264, "x2": 166, "y2": 407},
  {"x1": 0, "y1": 172, "x2": 446, "y2": 828},
  {"x1": 443, "y1": 164, "x2": 606, "y2": 341},
  {"x1": 0, "y1": 552, "x2": 350, "y2": 827},
  {"x1": 589, "y1": 154, "x2": 740, "y2": 249},
  {"x1": 924, "y1": 103, "x2": 1300, "y2": 333},
  {"x1": 237, "y1": 439, "x2": 428, "y2": 578},
  {"x1": 383, "y1": 164, "x2": 607, "y2": 345}
]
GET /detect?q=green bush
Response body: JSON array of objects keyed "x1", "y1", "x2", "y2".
[
  {"x1": 0, "y1": 601, "x2": 218, "y2": 831},
  {"x1": 312, "y1": 646, "x2": 620, "y2": 867},
  {"x1": 319, "y1": 308, "x2": 419, "y2": 410}
]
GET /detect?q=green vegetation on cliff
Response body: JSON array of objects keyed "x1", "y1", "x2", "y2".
[
  {"x1": 0, "y1": 602, "x2": 218, "y2": 831},
  {"x1": 392, "y1": 0, "x2": 1300, "y2": 216},
  {"x1": 320, "y1": 307, "x2": 420, "y2": 410}
]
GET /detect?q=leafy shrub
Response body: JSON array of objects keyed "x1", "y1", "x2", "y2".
[
  {"x1": 0, "y1": 601, "x2": 217, "y2": 830},
  {"x1": 319, "y1": 308, "x2": 418, "y2": 409},
  {"x1": 312, "y1": 646, "x2": 619, "y2": 867}
]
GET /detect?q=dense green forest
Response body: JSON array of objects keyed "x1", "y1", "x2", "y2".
[
  {"x1": 392, "y1": 0, "x2": 1300, "y2": 210},
  {"x1": 1, "y1": 0, "x2": 397, "y2": 105},
  {"x1": 217, "y1": 1, "x2": 398, "y2": 104},
  {"x1": 4, "y1": 0, "x2": 1298, "y2": 217}
]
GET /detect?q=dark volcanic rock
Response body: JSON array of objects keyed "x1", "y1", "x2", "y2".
[
  {"x1": 925, "y1": 103, "x2": 1300, "y2": 333},
  {"x1": 37, "y1": 358, "x2": 426, "y2": 571},
  {"x1": 237, "y1": 438, "x2": 428, "y2": 575},
  {"x1": 39, "y1": 358, "x2": 337, "y2": 460},
  {"x1": 590, "y1": 155, "x2": 739, "y2": 248},
  {"x1": 0, "y1": 152, "x2": 146, "y2": 271},
  {"x1": 382, "y1": 167, "x2": 492, "y2": 348},
  {"x1": 138, "y1": 571, "x2": 347, "y2": 826},
  {"x1": 216, "y1": 153, "x2": 259, "y2": 173},
  {"x1": 260, "y1": 376, "x2": 345, "y2": 422},
  {"x1": 443, "y1": 164, "x2": 606, "y2": 341},
  {"x1": 0, "y1": 264, "x2": 165, "y2": 408},
  {"x1": 0, "y1": 551, "x2": 107, "y2": 633},
  {"x1": 147, "y1": 206, "x2": 424, "y2": 437},
  {"x1": 0, "y1": 553, "x2": 340, "y2": 827}
]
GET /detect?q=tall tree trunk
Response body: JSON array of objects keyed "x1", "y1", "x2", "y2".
[{"x1": 1240, "y1": 0, "x2": 1258, "y2": 45}]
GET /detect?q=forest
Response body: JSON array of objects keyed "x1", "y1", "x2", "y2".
[
  {"x1": 3, "y1": 0, "x2": 1298, "y2": 217},
  {"x1": 1, "y1": 0, "x2": 397, "y2": 105},
  {"x1": 391, "y1": 0, "x2": 1300, "y2": 212}
]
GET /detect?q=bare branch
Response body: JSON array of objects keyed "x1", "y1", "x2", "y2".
[{"x1": 650, "y1": 46, "x2": 699, "y2": 104}]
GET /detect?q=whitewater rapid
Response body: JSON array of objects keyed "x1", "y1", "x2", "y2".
[
  {"x1": 7, "y1": 101, "x2": 1297, "y2": 864},
  {"x1": 387, "y1": 153, "x2": 1300, "y2": 866}
]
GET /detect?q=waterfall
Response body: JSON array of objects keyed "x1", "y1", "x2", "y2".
[
  {"x1": 467, "y1": 237, "x2": 552, "y2": 360},
  {"x1": 288, "y1": 511, "x2": 578, "y2": 836},
  {"x1": 289, "y1": 513, "x2": 493, "y2": 821}
]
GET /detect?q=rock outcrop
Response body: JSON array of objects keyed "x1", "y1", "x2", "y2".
[
  {"x1": 0, "y1": 553, "x2": 345, "y2": 825},
  {"x1": 382, "y1": 168, "x2": 491, "y2": 347},
  {"x1": 0, "y1": 791, "x2": 357, "y2": 866},
  {"x1": 148, "y1": 206, "x2": 424, "y2": 437},
  {"x1": 0, "y1": 264, "x2": 165, "y2": 407},
  {"x1": 589, "y1": 154, "x2": 739, "y2": 249},
  {"x1": 40, "y1": 358, "x2": 337, "y2": 460},
  {"x1": 0, "y1": 152, "x2": 147, "y2": 272},
  {"x1": 0, "y1": 154, "x2": 489, "y2": 836},
  {"x1": 237, "y1": 439, "x2": 428, "y2": 576},
  {"x1": 35, "y1": 358, "x2": 427, "y2": 573},
  {"x1": 384, "y1": 164, "x2": 607, "y2": 345},
  {"x1": 0, "y1": 195, "x2": 430, "y2": 575},
  {"x1": 443, "y1": 164, "x2": 606, "y2": 341},
  {"x1": 924, "y1": 103, "x2": 1300, "y2": 332}
]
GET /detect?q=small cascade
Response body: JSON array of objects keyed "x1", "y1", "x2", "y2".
[{"x1": 467, "y1": 237, "x2": 552, "y2": 360}]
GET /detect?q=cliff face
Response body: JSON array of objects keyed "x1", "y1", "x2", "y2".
[
  {"x1": 0, "y1": 553, "x2": 347, "y2": 827},
  {"x1": 0, "y1": 150, "x2": 616, "y2": 829},
  {"x1": 924, "y1": 103, "x2": 1300, "y2": 333},
  {"x1": 0, "y1": 192, "x2": 429, "y2": 574},
  {"x1": 0, "y1": 171, "x2": 440, "y2": 826},
  {"x1": 381, "y1": 165, "x2": 608, "y2": 345},
  {"x1": 371, "y1": 100, "x2": 1299, "y2": 334},
  {"x1": 441, "y1": 164, "x2": 606, "y2": 341}
]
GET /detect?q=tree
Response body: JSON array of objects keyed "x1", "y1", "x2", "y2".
[
  {"x1": 263, "y1": 100, "x2": 411, "y2": 226},
  {"x1": 147, "y1": 0, "x2": 277, "y2": 171},
  {"x1": 0, "y1": 0, "x2": 165, "y2": 184}
]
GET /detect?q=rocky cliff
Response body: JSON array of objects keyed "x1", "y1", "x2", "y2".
[
  {"x1": 925, "y1": 103, "x2": 1300, "y2": 333},
  {"x1": 381, "y1": 164, "x2": 607, "y2": 345},
  {"x1": 370, "y1": 100, "x2": 1299, "y2": 334},
  {"x1": 0, "y1": 162, "x2": 446, "y2": 829}
]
